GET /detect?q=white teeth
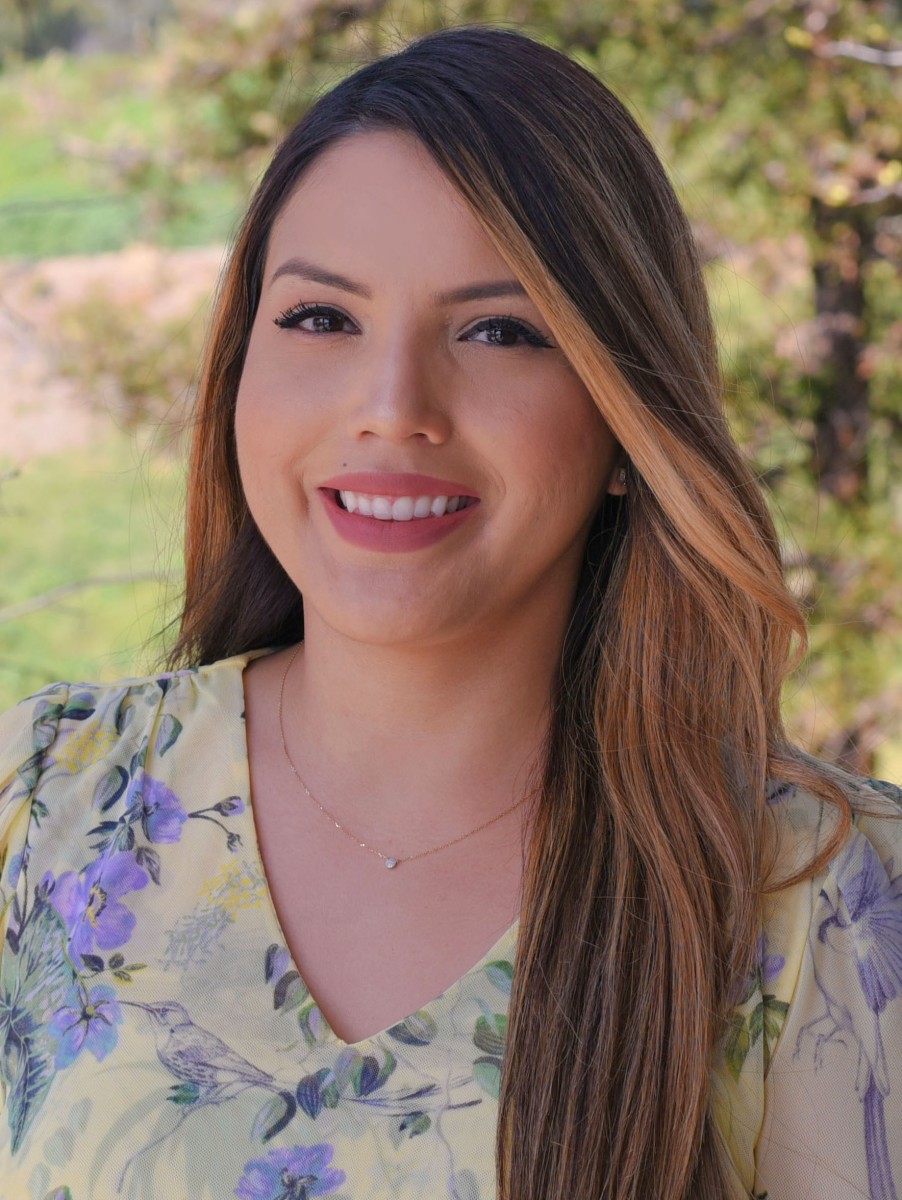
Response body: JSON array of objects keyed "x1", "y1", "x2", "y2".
[
  {"x1": 391, "y1": 496, "x2": 414, "y2": 521},
  {"x1": 336, "y1": 490, "x2": 473, "y2": 520}
]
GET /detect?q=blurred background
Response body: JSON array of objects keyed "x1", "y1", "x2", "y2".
[{"x1": 0, "y1": 0, "x2": 900, "y2": 778}]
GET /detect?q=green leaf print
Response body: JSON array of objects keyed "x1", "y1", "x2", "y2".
[
  {"x1": 352, "y1": 1049, "x2": 396, "y2": 1097},
  {"x1": 93, "y1": 767, "x2": 129, "y2": 813},
  {"x1": 473, "y1": 1014, "x2": 507, "y2": 1056},
  {"x1": 398, "y1": 1111, "x2": 430, "y2": 1137},
  {"x1": 387, "y1": 1010, "x2": 438, "y2": 1046},
  {"x1": 154, "y1": 715, "x2": 183, "y2": 756},
  {"x1": 168, "y1": 1081, "x2": 202, "y2": 1105},
  {"x1": 129, "y1": 738, "x2": 149, "y2": 779},
  {"x1": 296, "y1": 1068, "x2": 331, "y2": 1119},
  {"x1": 298, "y1": 1001, "x2": 328, "y2": 1047},
  {"x1": 32, "y1": 702, "x2": 64, "y2": 752},
  {"x1": 43, "y1": 1188, "x2": 74, "y2": 1200},
  {"x1": 723, "y1": 1011, "x2": 752, "y2": 1081},
  {"x1": 273, "y1": 969, "x2": 309, "y2": 1011},
  {"x1": 17, "y1": 750, "x2": 45, "y2": 793},
  {"x1": 722, "y1": 995, "x2": 790, "y2": 1081},
  {"x1": 484, "y1": 960, "x2": 514, "y2": 996},
  {"x1": 61, "y1": 695, "x2": 96, "y2": 722},
  {"x1": 115, "y1": 697, "x2": 136, "y2": 734},
  {"x1": 0, "y1": 901, "x2": 76, "y2": 1151},
  {"x1": 251, "y1": 1091, "x2": 297, "y2": 1142},
  {"x1": 761, "y1": 995, "x2": 790, "y2": 1072},
  {"x1": 473, "y1": 1055, "x2": 503, "y2": 1099}
]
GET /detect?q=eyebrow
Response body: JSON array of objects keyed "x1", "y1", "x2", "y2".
[{"x1": 268, "y1": 257, "x2": 528, "y2": 305}]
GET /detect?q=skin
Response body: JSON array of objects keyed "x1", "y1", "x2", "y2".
[{"x1": 237, "y1": 129, "x2": 625, "y2": 1044}]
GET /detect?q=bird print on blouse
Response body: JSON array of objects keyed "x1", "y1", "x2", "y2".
[
  {"x1": 794, "y1": 828, "x2": 902, "y2": 1200},
  {"x1": 0, "y1": 655, "x2": 900, "y2": 1200}
]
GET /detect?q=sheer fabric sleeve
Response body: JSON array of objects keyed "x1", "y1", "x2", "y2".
[{"x1": 755, "y1": 782, "x2": 902, "y2": 1200}]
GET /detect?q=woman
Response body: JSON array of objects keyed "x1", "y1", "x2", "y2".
[{"x1": 1, "y1": 24, "x2": 900, "y2": 1200}]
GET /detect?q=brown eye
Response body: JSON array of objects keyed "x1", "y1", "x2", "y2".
[
  {"x1": 274, "y1": 304, "x2": 357, "y2": 333},
  {"x1": 464, "y1": 316, "x2": 552, "y2": 349}
]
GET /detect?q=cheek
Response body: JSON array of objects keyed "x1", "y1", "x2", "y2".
[
  {"x1": 234, "y1": 368, "x2": 300, "y2": 527},
  {"x1": 503, "y1": 382, "x2": 612, "y2": 514},
  {"x1": 234, "y1": 334, "x2": 306, "y2": 485}
]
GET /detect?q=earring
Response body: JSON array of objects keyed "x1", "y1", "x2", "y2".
[{"x1": 617, "y1": 467, "x2": 627, "y2": 487}]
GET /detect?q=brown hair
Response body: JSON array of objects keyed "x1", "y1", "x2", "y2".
[{"x1": 171, "y1": 26, "x2": 855, "y2": 1199}]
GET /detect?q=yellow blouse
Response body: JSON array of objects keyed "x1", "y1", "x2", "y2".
[{"x1": 1, "y1": 653, "x2": 901, "y2": 1200}]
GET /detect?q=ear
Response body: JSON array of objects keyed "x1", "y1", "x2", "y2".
[{"x1": 606, "y1": 458, "x2": 628, "y2": 497}]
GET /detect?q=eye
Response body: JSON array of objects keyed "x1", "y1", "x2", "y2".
[
  {"x1": 463, "y1": 316, "x2": 553, "y2": 349},
  {"x1": 273, "y1": 303, "x2": 358, "y2": 334}
]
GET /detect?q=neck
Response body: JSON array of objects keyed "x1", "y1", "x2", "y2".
[{"x1": 280, "y1": 603, "x2": 567, "y2": 838}]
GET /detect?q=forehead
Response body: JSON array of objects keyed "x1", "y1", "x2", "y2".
[{"x1": 265, "y1": 129, "x2": 513, "y2": 290}]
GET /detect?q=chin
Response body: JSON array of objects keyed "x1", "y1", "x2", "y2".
[
  {"x1": 308, "y1": 592, "x2": 476, "y2": 650},
  {"x1": 328, "y1": 614, "x2": 454, "y2": 649}
]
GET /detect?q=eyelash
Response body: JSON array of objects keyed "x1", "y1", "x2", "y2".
[{"x1": 272, "y1": 303, "x2": 553, "y2": 349}]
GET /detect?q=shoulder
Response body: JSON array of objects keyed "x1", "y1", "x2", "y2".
[
  {"x1": 0, "y1": 654, "x2": 262, "y2": 964},
  {"x1": 0, "y1": 654, "x2": 259, "y2": 852},
  {"x1": 761, "y1": 773, "x2": 902, "y2": 1021},
  {"x1": 711, "y1": 776, "x2": 902, "y2": 1195},
  {"x1": 751, "y1": 777, "x2": 902, "y2": 1196}
]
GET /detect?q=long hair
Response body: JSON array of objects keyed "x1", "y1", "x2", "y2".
[{"x1": 170, "y1": 26, "x2": 855, "y2": 1199}]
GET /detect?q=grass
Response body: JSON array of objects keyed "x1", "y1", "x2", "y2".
[{"x1": 0, "y1": 432, "x2": 184, "y2": 709}]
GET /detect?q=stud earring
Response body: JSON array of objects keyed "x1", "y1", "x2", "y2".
[{"x1": 617, "y1": 467, "x2": 627, "y2": 487}]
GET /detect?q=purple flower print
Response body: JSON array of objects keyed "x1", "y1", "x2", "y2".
[
  {"x1": 127, "y1": 774, "x2": 188, "y2": 844},
  {"x1": 52, "y1": 852, "x2": 148, "y2": 963},
  {"x1": 235, "y1": 1144, "x2": 345, "y2": 1200},
  {"x1": 758, "y1": 933, "x2": 786, "y2": 988},
  {"x1": 729, "y1": 932, "x2": 786, "y2": 1007},
  {"x1": 48, "y1": 982, "x2": 122, "y2": 1068}
]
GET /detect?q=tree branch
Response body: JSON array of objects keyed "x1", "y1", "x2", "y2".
[
  {"x1": 0, "y1": 573, "x2": 167, "y2": 624},
  {"x1": 818, "y1": 40, "x2": 902, "y2": 67}
]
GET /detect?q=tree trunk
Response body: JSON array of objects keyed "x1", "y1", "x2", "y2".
[{"x1": 809, "y1": 200, "x2": 873, "y2": 502}]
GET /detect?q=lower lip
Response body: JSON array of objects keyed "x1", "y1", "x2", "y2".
[{"x1": 319, "y1": 490, "x2": 479, "y2": 552}]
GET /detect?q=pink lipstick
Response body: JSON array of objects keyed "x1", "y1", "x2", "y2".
[{"x1": 318, "y1": 471, "x2": 480, "y2": 552}]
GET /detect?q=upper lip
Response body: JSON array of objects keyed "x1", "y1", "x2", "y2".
[{"x1": 320, "y1": 471, "x2": 480, "y2": 498}]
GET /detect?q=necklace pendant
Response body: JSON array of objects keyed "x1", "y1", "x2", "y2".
[{"x1": 385, "y1": 858, "x2": 399, "y2": 869}]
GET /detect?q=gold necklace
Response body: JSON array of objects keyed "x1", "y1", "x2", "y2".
[{"x1": 277, "y1": 643, "x2": 532, "y2": 870}]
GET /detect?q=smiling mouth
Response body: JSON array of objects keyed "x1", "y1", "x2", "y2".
[{"x1": 330, "y1": 489, "x2": 479, "y2": 520}]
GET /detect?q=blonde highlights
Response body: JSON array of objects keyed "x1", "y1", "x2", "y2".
[{"x1": 172, "y1": 26, "x2": 856, "y2": 1199}]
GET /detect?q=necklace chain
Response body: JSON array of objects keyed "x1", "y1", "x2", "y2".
[{"x1": 277, "y1": 643, "x2": 531, "y2": 869}]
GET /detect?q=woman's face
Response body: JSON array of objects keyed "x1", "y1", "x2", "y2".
[{"x1": 235, "y1": 130, "x2": 623, "y2": 648}]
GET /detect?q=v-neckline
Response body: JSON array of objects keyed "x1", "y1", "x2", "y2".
[{"x1": 225, "y1": 650, "x2": 520, "y2": 1052}]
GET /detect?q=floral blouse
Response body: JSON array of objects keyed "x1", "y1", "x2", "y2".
[{"x1": 1, "y1": 652, "x2": 900, "y2": 1200}]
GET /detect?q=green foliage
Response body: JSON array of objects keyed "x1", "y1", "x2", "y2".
[
  {"x1": 0, "y1": 434, "x2": 184, "y2": 710},
  {"x1": 54, "y1": 280, "x2": 208, "y2": 432},
  {"x1": 0, "y1": 51, "x2": 242, "y2": 256}
]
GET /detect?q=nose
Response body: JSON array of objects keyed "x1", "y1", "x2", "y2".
[{"x1": 348, "y1": 330, "x2": 452, "y2": 446}]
